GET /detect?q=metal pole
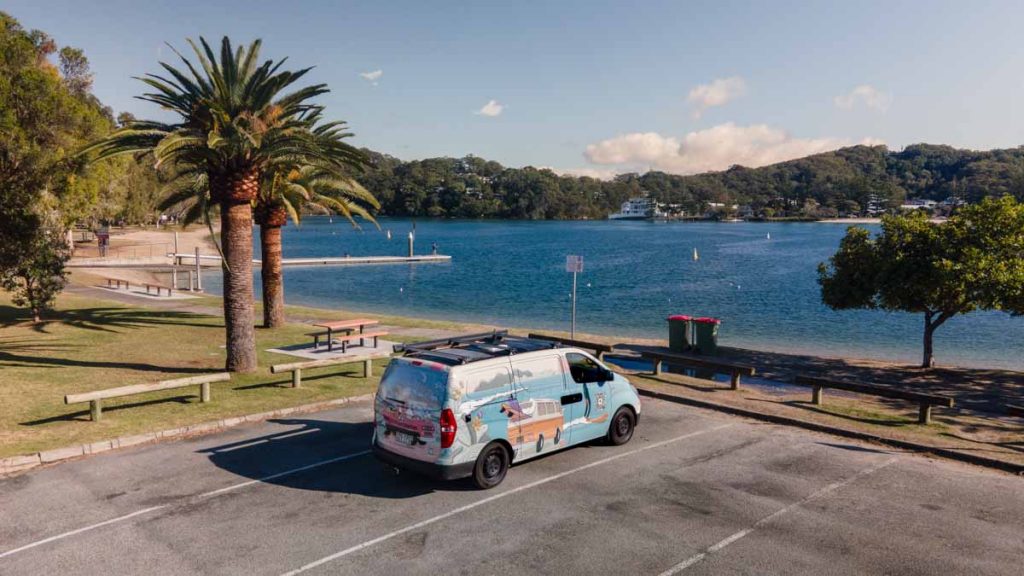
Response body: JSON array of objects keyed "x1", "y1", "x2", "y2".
[
  {"x1": 408, "y1": 231, "x2": 414, "y2": 257},
  {"x1": 194, "y1": 246, "x2": 202, "y2": 291},
  {"x1": 174, "y1": 231, "x2": 179, "y2": 259},
  {"x1": 571, "y1": 270, "x2": 577, "y2": 340}
]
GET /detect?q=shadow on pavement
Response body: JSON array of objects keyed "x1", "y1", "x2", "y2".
[{"x1": 198, "y1": 418, "x2": 478, "y2": 498}]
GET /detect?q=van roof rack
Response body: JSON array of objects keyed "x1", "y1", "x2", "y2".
[{"x1": 393, "y1": 330, "x2": 561, "y2": 365}]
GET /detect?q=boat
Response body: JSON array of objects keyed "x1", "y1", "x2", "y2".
[{"x1": 608, "y1": 195, "x2": 664, "y2": 220}]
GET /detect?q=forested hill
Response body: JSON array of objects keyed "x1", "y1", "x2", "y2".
[{"x1": 357, "y1": 144, "x2": 1024, "y2": 219}]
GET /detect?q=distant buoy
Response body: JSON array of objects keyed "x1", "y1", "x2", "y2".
[
  {"x1": 693, "y1": 248, "x2": 699, "y2": 261},
  {"x1": 386, "y1": 230, "x2": 392, "y2": 240},
  {"x1": 329, "y1": 217, "x2": 333, "y2": 224},
  {"x1": 766, "y1": 232, "x2": 771, "y2": 240}
]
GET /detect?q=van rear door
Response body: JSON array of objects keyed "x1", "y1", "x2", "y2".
[{"x1": 376, "y1": 358, "x2": 449, "y2": 462}]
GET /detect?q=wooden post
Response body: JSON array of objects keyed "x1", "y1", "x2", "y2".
[
  {"x1": 730, "y1": 372, "x2": 741, "y2": 390},
  {"x1": 171, "y1": 268, "x2": 178, "y2": 290},
  {"x1": 194, "y1": 247, "x2": 202, "y2": 291},
  {"x1": 653, "y1": 360, "x2": 662, "y2": 376},
  {"x1": 200, "y1": 382, "x2": 211, "y2": 403},
  {"x1": 292, "y1": 369, "x2": 302, "y2": 388},
  {"x1": 90, "y1": 399, "x2": 102, "y2": 422},
  {"x1": 812, "y1": 386, "x2": 823, "y2": 406},
  {"x1": 364, "y1": 359, "x2": 373, "y2": 378},
  {"x1": 918, "y1": 403, "x2": 931, "y2": 424},
  {"x1": 188, "y1": 269, "x2": 195, "y2": 291}
]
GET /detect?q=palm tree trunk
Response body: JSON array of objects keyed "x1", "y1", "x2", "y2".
[
  {"x1": 260, "y1": 223, "x2": 285, "y2": 328},
  {"x1": 220, "y1": 199, "x2": 257, "y2": 373}
]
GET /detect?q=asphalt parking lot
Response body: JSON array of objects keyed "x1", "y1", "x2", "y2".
[{"x1": 1, "y1": 397, "x2": 1022, "y2": 575}]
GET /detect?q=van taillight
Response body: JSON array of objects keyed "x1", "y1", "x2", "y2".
[{"x1": 440, "y1": 409, "x2": 457, "y2": 448}]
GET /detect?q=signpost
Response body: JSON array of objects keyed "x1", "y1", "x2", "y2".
[{"x1": 566, "y1": 255, "x2": 583, "y2": 339}]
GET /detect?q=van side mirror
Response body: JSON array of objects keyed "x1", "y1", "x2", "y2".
[{"x1": 599, "y1": 368, "x2": 614, "y2": 382}]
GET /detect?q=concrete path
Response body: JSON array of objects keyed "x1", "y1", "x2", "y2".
[{"x1": 2, "y1": 399, "x2": 1021, "y2": 575}]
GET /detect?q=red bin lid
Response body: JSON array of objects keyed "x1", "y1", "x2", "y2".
[
  {"x1": 694, "y1": 317, "x2": 721, "y2": 324},
  {"x1": 667, "y1": 315, "x2": 692, "y2": 321}
]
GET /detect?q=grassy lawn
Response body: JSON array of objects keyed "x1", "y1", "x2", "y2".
[{"x1": 0, "y1": 292, "x2": 397, "y2": 459}]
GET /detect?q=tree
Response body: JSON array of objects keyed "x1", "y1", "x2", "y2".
[
  {"x1": 84, "y1": 37, "x2": 357, "y2": 372},
  {"x1": 818, "y1": 197, "x2": 1024, "y2": 368},
  {"x1": 1, "y1": 12, "x2": 113, "y2": 319},
  {"x1": 0, "y1": 217, "x2": 70, "y2": 322},
  {"x1": 255, "y1": 160, "x2": 377, "y2": 327}
]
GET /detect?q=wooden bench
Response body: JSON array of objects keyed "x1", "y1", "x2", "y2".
[
  {"x1": 794, "y1": 375, "x2": 955, "y2": 424},
  {"x1": 1007, "y1": 404, "x2": 1024, "y2": 418},
  {"x1": 527, "y1": 333, "x2": 614, "y2": 360},
  {"x1": 639, "y1": 350, "x2": 756, "y2": 390},
  {"x1": 143, "y1": 282, "x2": 173, "y2": 296},
  {"x1": 64, "y1": 373, "x2": 230, "y2": 422},
  {"x1": 105, "y1": 278, "x2": 130, "y2": 290},
  {"x1": 270, "y1": 352, "x2": 389, "y2": 388}
]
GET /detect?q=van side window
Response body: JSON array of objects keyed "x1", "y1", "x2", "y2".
[
  {"x1": 566, "y1": 353, "x2": 604, "y2": 384},
  {"x1": 513, "y1": 356, "x2": 564, "y2": 389},
  {"x1": 461, "y1": 366, "x2": 513, "y2": 397}
]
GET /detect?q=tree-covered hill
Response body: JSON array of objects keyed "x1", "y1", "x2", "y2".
[{"x1": 358, "y1": 144, "x2": 1024, "y2": 220}]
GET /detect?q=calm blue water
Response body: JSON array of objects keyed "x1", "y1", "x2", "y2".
[{"x1": 207, "y1": 217, "x2": 1024, "y2": 370}]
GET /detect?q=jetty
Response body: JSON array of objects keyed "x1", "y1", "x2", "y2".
[{"x1": 165, "y1": 252, "x2": 451, "y2": 267}]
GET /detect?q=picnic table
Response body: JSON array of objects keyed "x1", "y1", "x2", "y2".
[{"x1": 310, "y1": 318, "x2": 386, "y2": 352}]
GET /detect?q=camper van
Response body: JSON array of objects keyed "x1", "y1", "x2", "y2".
[{"x1": 372, "y1": 332, "x2": 641, "y2": 488}]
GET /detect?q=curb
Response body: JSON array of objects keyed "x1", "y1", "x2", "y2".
[
  {"x1": 0, "y1": 394, "x2": 375, "y2": 477},
  {"x1": 636, "y1": 386, "x2": 1024, "y2": 476}
]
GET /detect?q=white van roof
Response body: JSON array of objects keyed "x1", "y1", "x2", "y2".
[{"x1": 397, "y1": 331, "x2": 570, "y2": 370}]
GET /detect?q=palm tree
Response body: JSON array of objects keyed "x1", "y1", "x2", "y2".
[
  {"x1": 255, "y1": 158, "x2": 379, "y2": 327},
  {"x1": 83, "y1": 37, "x2": 353, "y2": 372}
]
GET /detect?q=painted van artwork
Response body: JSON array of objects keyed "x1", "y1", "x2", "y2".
[{"x1": 372, "y1": 332, "x2": 642, "y2": 489}]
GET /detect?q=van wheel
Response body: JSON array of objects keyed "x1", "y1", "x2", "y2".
[
  {"x1": 472, "y1": 443, "x2": 509, "y2": 489},
  {"x1": 554, "y1": 428, "x2": 561, "y2": 445},
  {"x1": 607, "y1": 407, "x2": 635, "y2": 446},
  {"x1": 536, "y1": 435, "x2": 544, "y2": 452}
]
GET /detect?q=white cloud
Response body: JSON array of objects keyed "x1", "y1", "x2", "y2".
[
  {"x1": 359, "y1": 69, "x2": 383, "y2": 85},
  {"x1": 834, "y1": 85, "x2": 892, "y2": 112},
  {"x1": 687, "y1": 77, "x2": 746, "y2": 119},
  {"x1": 584, "y1": 123, "x2": 882, "y2": 175},
  {"x1": 475, "y1": 99, "x2": 504, "y2": 117}
]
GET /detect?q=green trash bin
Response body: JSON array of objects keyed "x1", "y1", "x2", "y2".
[
  {"x1": 693, "y1": 317, "x2": 721, "y2": 354},
  {"x1": 667, "y1": 315, "x2": 693, "y2": 352}
]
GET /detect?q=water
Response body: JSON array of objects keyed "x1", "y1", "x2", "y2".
[{"x1": 206, "y1": 217, "x2": 1024, "y2": 371}]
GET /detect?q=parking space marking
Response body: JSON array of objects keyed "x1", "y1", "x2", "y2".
[
  {"x1": 0, "y1": 449, "x2": 371, "y2": 561},
  {"x1": 278, "y1": 423, "x2": 735, "y2": 576},
  {"x1": 656, "y1": 456, "x2": 898, "y2": 575}
]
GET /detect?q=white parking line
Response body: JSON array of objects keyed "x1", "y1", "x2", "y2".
[
  {"x1": 0, "y1": 449, "x2": 371, "y2": 561},
  {"x1": 278, "y1": 423, "x2": 735, "y2": 576},
  {"x1": 656, "y1": 456, "x2": 898, "y2": 575}
]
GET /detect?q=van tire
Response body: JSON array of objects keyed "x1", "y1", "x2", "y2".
[
  {"x1": 607, "y1": 407, "x2": 635, "y2": 446},
  {"x1": 472, "y1": 442, "x2": 509, "y2": 489},
  {"x1": 536, "y1": 435, "x2": 544, "y2": 452},
  {"x1": 554, "y1": 428, "x2": 561, "y2": 444}
]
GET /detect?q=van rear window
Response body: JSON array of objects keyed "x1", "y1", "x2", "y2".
[{"x1": 379, "y1": 361, "x2": 449, "y2": 411}]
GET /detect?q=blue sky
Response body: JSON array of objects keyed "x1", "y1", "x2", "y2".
[{"x1": 7, "y1": 0, "x2": 1024, "y2": 176}]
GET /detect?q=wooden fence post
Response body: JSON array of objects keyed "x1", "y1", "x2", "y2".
[
  {"x1": 812, "y1": 386, "x2": 823, "y2": 405},
  {"x1": 90, "y1": 399, "x2": 102, "y2": 422},
  {"x1": 918, "y1": 403, "x2": 931, "y2": 424},
  {"x1": 652, "y1": 360, "x2": 662, "y2": 376},
  {"x1": 730, "y1": 372, "x2": 741, "y2": 390},
  {"x1": 292, "y1": 369, "x2": 302, "y2": 388},
  {"x1": 200, "y1": 382, "x2": 211, "y2": 403},
  {"x1": 364, "y1": 359, "x2": 373, "y2": 378}
]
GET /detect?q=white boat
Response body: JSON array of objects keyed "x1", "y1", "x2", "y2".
[{"x1": 609, "y1": 196, "x2": 664, "y2": 220}]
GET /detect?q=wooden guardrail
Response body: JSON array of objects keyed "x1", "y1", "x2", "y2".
[
  {"x1": 794, "y1": 375, "x2": 954, "y2": 424},
  {"x1": 526, "y1": 333, "x2": 614, "y2": 359},
  {"x1": 639, "y1": 350, "x2": 756, "y2": 390},
  {"x1": 65, "y1": 373, "x2": 230, "y2": 422},
  {"x1": 269, "y1": 352, "x2": 389, "y2": 388},
  {"x1": 1007, "y1": 404, "x2": 1024, "y2": 418}
]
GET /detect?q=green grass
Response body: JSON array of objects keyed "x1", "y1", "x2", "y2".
[{"x1": 0, "y1": 292, "x2": 392, "y2": 458}]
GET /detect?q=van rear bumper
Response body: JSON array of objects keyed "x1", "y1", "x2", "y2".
[{"x1": 372, "y1": 442, "x2": 475, "y2": 481}]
